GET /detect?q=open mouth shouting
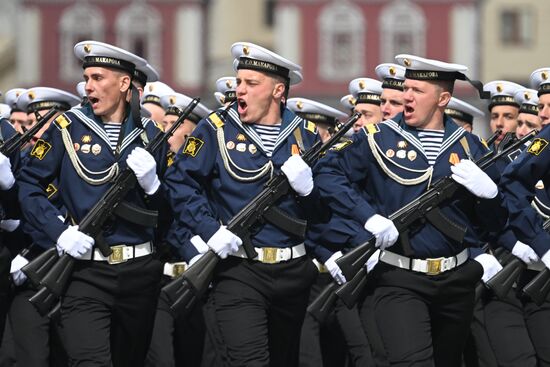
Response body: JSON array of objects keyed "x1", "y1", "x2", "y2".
[
  {"x1": 88, "y1": 96, "x2": 100, "y2": 109},
  {"x1": 237, "y1": 98, "x2": 248, "y2": 115}
]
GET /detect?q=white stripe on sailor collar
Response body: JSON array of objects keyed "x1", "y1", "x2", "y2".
[
  {"x1": 436, "y1": 127, "x2": 466, "y2": 161},
  {"x1": 272, "y1": 115, "x2": 302, "y2": 154},
  {"x1": 70, "y1": 109, "x2": 149, "y2": 154},
  {"x1": 227, "y1": 108, "x2": 268, "y2": 154},
  {"x1": 382, "y1": 119, "x2": 428, "y2": 161}
]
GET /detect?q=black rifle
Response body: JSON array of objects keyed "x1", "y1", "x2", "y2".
[
  {"x1": 161, "y1": 111, "x2": 362, "y2": 317},
  {"x1": 1, "y1": 107, "x2": 59, "y2": 155},
  {"x1": 520, "y1": 218, "x2": 550, "y2": 306},
  {"x1": 27, "y1": 98, "x2": 200, "y2": 316},
  {"x1": 308, "y1": 129, "x2": 535, "y2": 319},
  {"x1": 474, "y1": 246, "x2": 507, "y2": 302}
]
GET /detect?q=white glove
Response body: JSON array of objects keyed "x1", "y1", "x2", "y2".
[
  {"x1": 10, "y1": 255, "x2": 29, "y2": 286},
  {"x1": 541, "y1": 250, "x2": 550, "y2": 270},
  {"x1": 126, "y1": 147, "x2": 161, "y2": 195},
  {"x1": 281, "y1": 155, "x2": 314, "y2": 196},
  {"x1": 475, "y1": 253, "x2": 503, "y2": 283},
  {"x1": 0, "y1": 219, "x2": 20, "y2": 232},
  {"x1": 366, "y1": 249, "x2": 380, "y2": 273},
  {"x1": 511, "y1": 241, "x2": 539, "y2": 264},
  {"x1": 56, "y1": 225, "x2": 95, "y2": 259},
  {"x1": 364, "y1": 214, "x2": 399, "y2": 250},
  {"x1": 451, "y1": 160, "x2": 498, "y2": 199},
  {"x1": 0, "y1": 153, "x2": 15, "y2": 190},
  {"x1": 190, "y1": 235, "x2": 209, "y2": 254},
  {"x1": 325, "y1": 251, "x2": 347, "y2": 285},
  {"x1": 207, "y1": 225, "x2": 242, "y2": 259}
]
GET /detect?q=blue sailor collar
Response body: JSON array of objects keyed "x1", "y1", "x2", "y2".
[
  {"x1": 68, "y1": 104, "x2": 151, "y2": 154},
  {"x1": 382, "y1": 112, "x2": 467, "y2": 162},
  {"x1": 225, "y1": 104, "x2": 304, "y2": 156}
]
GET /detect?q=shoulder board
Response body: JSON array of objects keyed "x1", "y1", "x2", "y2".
[
  {"x1": 53, "y1": 114, "x2": 71, "y2": 130},
  {"x1": 480, "y1": 137, "x2": 488, "y2": 149},
  {"x1": 363, "y1": 123, "x2": 380, "y2": 135},
  {"x1": 304, "y1": 119, "x2": 318, "y2": 134},
  {"x1": 207, "y1": 112, "x2": 225, "y2": 130},
  {"x1": 329, "y1": 138, "x2": 353, "y2": 152}
]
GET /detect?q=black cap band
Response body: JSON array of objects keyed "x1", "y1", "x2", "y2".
[
  {"x1": 237, "y1": 57, "x2": 290, "y2": 80},
  {"x1": 520, "y1": 103, "x2": 539, "y2": 116},
  {"x1": 356, "y1": 93, "x2": 381, "y2": 105},
  {"x1": 142, "y1": 95, "x2": 162, "y2": 107},
  {"x1": 405, "y1": 69, "x2": 490, "y2": 100},
  {"x1": 382, "y1": 78, "x2": 404, "y2": 91},
  {"x1": 488, "y1": 95, "x2": 519, "y2": 111},
  {"x1": 27, "y1": 101, "x2": 70, "y2": 114},
  {"x1": 296, "y1": 113, "x2": 337, "y2": 127},
  {"x1": 83, "y1": 56, "x2": 136, "y2": 75},
  {"x1": 445, "y1": 108, "x2": 473, "y2": 124},
  {"x1": 539, "y1": 83, "x2": 550, "y2": 96}
]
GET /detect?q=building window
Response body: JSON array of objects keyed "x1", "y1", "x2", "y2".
[
  {"x1": 265, "y1": 0, "x2": 276, "y2": 28},
  {"x1": 500, "y1": 9, "x2": 533, "y2": 46},
  {"x1": 318, "y1": 2, "x2": 365, "y2": 82},
  {"x1": 116, "y1": 2, "x2": 162, "y2": 74},
  {"x1": 380, "y1": 0, "x2": 426, "y2": 62},
  {"x1": 59, "y1": 2, "x2": 105, "y2": 82}
]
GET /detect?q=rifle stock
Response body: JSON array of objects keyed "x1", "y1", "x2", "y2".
[
  {"x1": 21, "y1": 247, "x2": 59, "y2": 287},
  {"x1": 162, "y1": 111, "x2": 362, "y2": 315},
  {"x1": 28, "y1": 286, "x2": 60, "y2": 317},
  {"x1": 523, "y1": 269, "x2": 550, "y2": 306},
  {"x1": 27, "y1": 99, "x2": 200, "y2": 315},
  {"x1": 306, "y1": 282, "x2": 339, "y2": 323},
  {"x1": 486, "y1": 257, "x2": 526, "y2": 299},
  {"x1": 335, "y1": 267, "x2": 369, "y2": 308}
]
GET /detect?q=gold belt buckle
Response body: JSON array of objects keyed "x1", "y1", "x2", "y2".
[
  {"x1": 262, "y1": 247, "x2": 278, "y2": 264},
  {"x1": 108, "y1": 245, "x2": 128, "y2": 265},
  {"x1": 426, "y1": 257, "x2": 444, "y2": 275},
  {"x1": 318, "y1": 264, "x2": 328, "y2": 273},
  {"x1": 172, "y1": 263, "x2": 187, "y2": 277}
]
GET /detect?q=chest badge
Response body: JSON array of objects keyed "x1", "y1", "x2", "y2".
[
  {"x1": 396, "y1": 150, "x2": 406, "y2": 159},
  {"x1": 73, "y1": 143, "x2": 80, "y2": 152},
  {"x1": 407, "y1": 150, "x2": 417, "y2": 161},
  {"x1": 91, "y1": 144, "x2": 101, "y2": 155},
  {"x1": 236, "y1": 143, "x2": 246, "y2": 152},
  {"x1": 386, "y1": 149, "x2": 395, "y2": 158},
  {"x1": 81, "y1": 144, "x2": 91, "y2": 154},
  {"x1": 81, "y1": 135, "x2": 92, "y2": 143},
  {"x1": 249, "y1": 144, "x2": 257, "y2": 154},
  {"x1": 226, "y1": 141, "x2": 235, "y2": 150},
  {"x1": 449, "y1": 152, "x2": 460, "y2": 165},
  {"x1": 236, "y1": 134, "x2": 246, "y2": 142},
  {"x1": 397, "y1": 140, "x2": 408, "y2": 149}
]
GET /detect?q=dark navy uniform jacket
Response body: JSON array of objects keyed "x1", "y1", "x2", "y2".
[
  {"x1": 314, "y1": 113, "x2": 506, "y2": 259},
  {"x1": 500, "y1": 124, "x2": 550, "y2": 257},
  {"x1": 17, "y1": 104, "x2": 167, "y2": 247},
  {"x1": 164, "y1": 104, "x2": 321, "y2": 261}
]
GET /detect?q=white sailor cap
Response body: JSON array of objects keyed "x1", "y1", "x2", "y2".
[
  {"x1": 396, "y1": 54, "x2": 489, "y2": 99},
  {"x1": 445, "y1": 97, "x2": 485, "y2": 125},
  {"x1": 0, "y1": 103, "x2": 10, "y2": 119},
  {"x1": 483, "y1": 81, "x2": 523, "y2": 110},
  {"x1": 160, "y1": 93, "x2": 211, "y2": 124},
  {"x1": 287, "y1": 97, "x2": 347, "y2": 127},
  {"x1": 231, "y1": 42, "x2": 303, "y2": 85},
  {"x1": 529, "y1": 68, "x2": 550, "y2": 97},
  {"x1": 215, "y1": 76, "x2": 237, "y2": 105},
  {"x1": 514, "y1": 88, "x2": 539, "y2": 116},
  {"x1": 4, "y1": 88, "x2": 27, "y2": 111},
  {"x1": 375, "y1": 63, "x2": 406, "y2": 91},
  {"x1": 348, "y1": 78, "x2": 383, "y2": 105},
  {"x1": 76, "y1": 82, "x2": 86, "y2": 99},
  {"x1": 141, "y1": 81, "x2": 175, "y2": 106},
  {"x1": 16, "y1": 87, "x2": 80, "y2": 113},
  {"x1": 74, "y1": 40, "x2": 147, "y2": 76},
  {"x1": 340, "y1": 94, "x2": 356, "y2": 111},
  {"x1": 134, "y1": 63, "x2": 160, "y2": 87}
]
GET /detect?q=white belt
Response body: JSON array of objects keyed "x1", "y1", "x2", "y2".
[
  {"x1": 163, "y1": 262, "x2": 188, "y2": 278},
  {"x1": 82, "y1": 242, "x2": 153, "y2": 265},
  {"x1": 379, "y1": 248, "x2": 469, "y2": 275},
  {"x1": 232, "y1": 243, "x2": 306, "y2": 264}
]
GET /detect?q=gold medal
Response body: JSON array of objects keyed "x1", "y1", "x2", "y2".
[
  {"x1": 226, "y1": 141, "x2": 235, "y2": 150},
  {"x1": 249, "y1": 144, "x2": 257, "y2": 154},
  {"x1": 236, "y1": 134, "x2": 246, "y2": 142},
  {"x1": 397, "y1": 140, "x2": 407, "y2": 149},
  {"x1": 407, "y1": 150, "x2": 417, "y2": 161},
  {"x1": 386, "y1": 149, "x2": 395, "y2": 158},
  {"x1": 81, "y1": 135, "x2": 92, "y2": 143}
]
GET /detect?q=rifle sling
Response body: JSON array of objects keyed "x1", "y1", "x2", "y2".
[{"x1": 425, "y1": 207, "x2": 467, "y2": 244}]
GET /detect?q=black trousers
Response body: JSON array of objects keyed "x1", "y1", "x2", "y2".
[
  {"x1": 8, "y1": 286, "x2": 67, "y2": 367},
  {"x1": 360, "y1": 280, "x2": 390, "y2": 367},
  {"x1": 369, "y1": 259, "x2": 483, "y2": 367},
  {"x1": 520, "y1": 270, "x2": 550, "y2": 367},
  {"x1": 202, "y1": 256, "x2": 318, "y2": 367},
  {"x1": 59, "y1": 256, "x2": 162, "y2": 367},
  {"x1": 145, "y1": 277, "x2": 205, "y2": 367},
  {"x1": 300, "y1": 272, "x2": 373, "y2": 367}
]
